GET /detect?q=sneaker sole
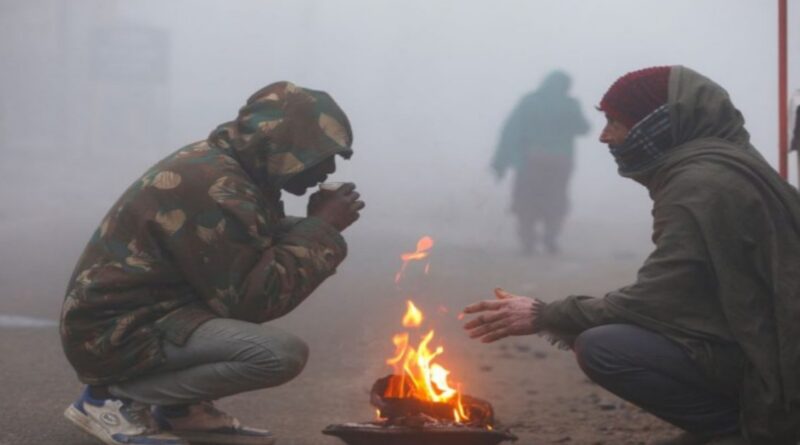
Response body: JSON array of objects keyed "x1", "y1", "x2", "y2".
[
  {"x1": 64, "y1": 405, "x2": 121, "y2": 445},
  {"x1": 172, "y1": 431, "x2": 276, "y2": 445}
]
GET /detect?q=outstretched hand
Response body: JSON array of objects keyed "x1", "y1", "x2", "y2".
[{"x1": 462, "y1": 288, "x2": 544, "y2": 343}]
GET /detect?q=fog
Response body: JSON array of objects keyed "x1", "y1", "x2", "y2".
[
  {"x1": 0, "y1": 0, "x2": 794, "y2": 312},
  {"x1": 4, "y1": 2, "x2": 800, "y2": 443}
]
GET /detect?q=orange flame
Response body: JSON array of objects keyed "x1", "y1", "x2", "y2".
[
  {"x1": 395, "y1": 236, "x2": 435, "y2": 284},
  {"x1": 402, "y1": 300, "x2": 423, "y2": 327},
  {"x1": 384, "y1": 300, "x2": 469, "y2": 423}
]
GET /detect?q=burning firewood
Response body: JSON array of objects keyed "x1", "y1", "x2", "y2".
[{"x1": 371, "y1": 375, "x2": 495, "y2": 428}]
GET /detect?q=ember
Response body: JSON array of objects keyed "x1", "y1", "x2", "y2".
[
  {"x1": 323, "y1": 236, "x2": 517, "y2": 445},
  {"x1": 394, "y1": 235, "x2": 433, "y2": 284}
]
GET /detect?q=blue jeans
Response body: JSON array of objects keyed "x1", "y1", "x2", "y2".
[
  {"x1": 109, "y1": 318, "x2": 309, "y2": 405},
  {"x1": 574, "y1": 324, "x2": 739, "y2": 437}
]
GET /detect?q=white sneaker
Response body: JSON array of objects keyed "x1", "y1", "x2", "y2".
[
  {"x1": 153, "y1": 401, "x2": 275, "y2": 445},
  {"x1": 64, "y1": 386, "x2": 187, "y2": 445}
]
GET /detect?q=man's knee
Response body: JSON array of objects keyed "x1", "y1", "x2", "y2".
[
  {"x1": 573, "y1": 324, "x2": 629, "y2": 379},
  {"x1": 274, "y1": 333, "x2": 309, "y2": 381},
  {"x1": 250, "y1": 331, "x2": 309, "y2": 385}
]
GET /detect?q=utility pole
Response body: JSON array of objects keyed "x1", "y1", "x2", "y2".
[{"x1": 778, "y1": 0, "x2": 789, "y2": 180}]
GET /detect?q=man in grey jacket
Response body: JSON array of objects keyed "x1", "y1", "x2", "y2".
[{"x1": 462, "y1": 66, "x2": 800, "y2": 445}]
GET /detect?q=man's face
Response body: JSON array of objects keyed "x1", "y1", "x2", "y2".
[
  {"x1": 599, "y1": 117, "x2": 630, "y2": 147},
  {"x1": 282, "y1": 156, "x2": 337, "y2": 196}
]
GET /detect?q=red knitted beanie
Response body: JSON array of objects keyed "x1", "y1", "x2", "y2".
[{"x1": 599, "y1": 66, "x2": 671, "y2": 129}]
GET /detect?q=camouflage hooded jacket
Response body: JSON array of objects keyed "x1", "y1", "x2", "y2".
[{"x1": 60, "y1": 82, "x2": 353, "y2": 385}]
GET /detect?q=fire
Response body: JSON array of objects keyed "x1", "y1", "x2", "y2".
[
  {"x1": 384, "y1": 236, "x2": 470, "y2": 423},
  {"x1": 394, "y1": 236, "x2": 434, "y2": 284},
  {"x1": 384, "y1": 300, "x2": 469, "y2": 423},
  {"x1": 401, "y1": 236, "x2": 434, "y2": 261},
  {"x1": 402, "y1": 300, "x2": 423, "y2": 327}
]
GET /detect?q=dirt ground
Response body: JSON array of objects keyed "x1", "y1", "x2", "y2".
[{"x1": 0, "y1": 214, "x2": 683, "y2": 445}]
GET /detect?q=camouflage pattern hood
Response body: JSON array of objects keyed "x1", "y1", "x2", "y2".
[{"x1": 209, "y1": 81, "x2": 353, "y2": 190}]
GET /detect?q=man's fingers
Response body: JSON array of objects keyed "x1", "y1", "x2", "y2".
[
  {"x1": 463, "y1": 311, "x2": 507, "y2": 329},
  {"x1": 351, "y1": 200, "x2": 366, "y2": 211},
  {"x1": 338, "y1": 182, "x2": 357, "y2": 194},
  {"x1": 463, "y1": 318, "x2": 481, "y2": 330},
  {"x1": 481, "y1": 327, "x2": 512, "y2": 343},
  {"x1": 463, "y1": 299, "x2": 505, "y2": 314},
  {"x1": 465, "y1": 318, "x2": 492, "y2": 336},
  {"x1": 495, "y1": 288, "x2": 519, "y2": 300},
  {"x1": 466, "y1": 319, "x2": 509, "y2": 339},
  {"x1": 494, "y1": 288, "x2": 512, "y2": 299},
  {"x1": 481, "y1": 311, "x2": 508, "y2": 325}
]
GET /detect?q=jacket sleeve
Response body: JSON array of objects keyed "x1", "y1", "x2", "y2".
[
  {"x1": 539, "y1": 203, "x2": 714, "y2": 345},
  {"x1": 491, "y1": 96, "x2": 529, "y2": 177},
  {"x1": 158, "y1": 172, "x2": 347, "y2": 324}
]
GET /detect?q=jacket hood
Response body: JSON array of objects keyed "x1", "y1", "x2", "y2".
[
  {"x1": 208, "y1": 81, "x2": 353, "y2": 190},
  {"x1": 539, "y1": 70, "x2": 572, "y2": 96},
  {"x1": 669, "y1": 66, "x2": 753, "y2": 149}
]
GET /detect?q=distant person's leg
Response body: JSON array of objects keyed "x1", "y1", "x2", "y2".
[
  {"x1": 539, "y1": 154, "x2": 573, "y2": 254},
  {"x1": 541, "y1": 210, "x2": 565, "y2": 254},
  {"x1": 573, "y1": 324, "x2": 739, "y2": 439},
  {"x1": 512, "y1": 168, "x2": 539, "y2": 255},
  {"x1": 515, "y1": 213, "x2": 537, "y2": 255},
  {"x1": 109, "y1": 318, "x2": 308, "y2": 445}
]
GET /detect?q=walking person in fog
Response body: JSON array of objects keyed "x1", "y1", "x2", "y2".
[
  {"x1": 465, "y1": 66, "x2": 800, "y2": 444},
  {"x1": 60, "y1": 81, "x2": 364, "y2": 445},
  {"x1": 492, "y1": 70, "x2": 590, "y2": 255}
]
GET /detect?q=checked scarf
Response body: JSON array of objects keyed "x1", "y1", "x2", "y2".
[{"x1": 610, "y1": 104, "x2": 673, "y2": 175}]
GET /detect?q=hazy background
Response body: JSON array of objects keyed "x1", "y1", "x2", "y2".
[
  {"x1": 3, "y1": 1, "x2": 800, "y2": 443},
  {"x1": 0, "y1": 0, "x2": 797, "y2": 341}
]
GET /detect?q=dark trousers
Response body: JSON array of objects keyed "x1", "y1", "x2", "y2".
[{"x1": 573, "y1": 324, "x2": 739, "y2": 437}]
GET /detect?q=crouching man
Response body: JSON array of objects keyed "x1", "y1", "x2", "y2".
[
  {"x1": 60, "y1": 81, "x2": 364, "y2": 445},
  {"x1": 462, "y1": 67, "x2": 800, "y2": 445}
]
